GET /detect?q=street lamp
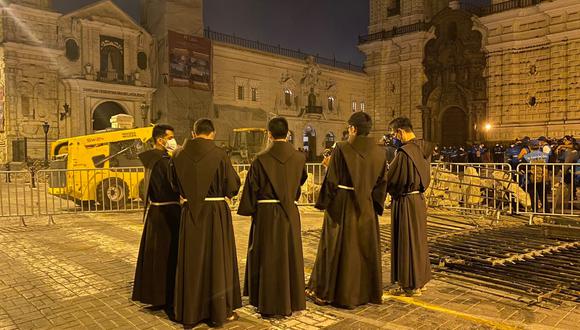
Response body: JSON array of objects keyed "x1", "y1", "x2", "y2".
[
  {"x1": 42, "y1": 121, "x2": 50, "y2": 167},
  {"x1": 140, "y1": 102, "x2": 149, "y2": 126}
]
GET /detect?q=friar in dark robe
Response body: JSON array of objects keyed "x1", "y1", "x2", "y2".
[
  {"x1": 169, "y1": 118, "x2": 242, "y2": 327},
  {"x1": 238, "y1": 117, "x2": 308, "y2": 317},
  {"x1": 132, "y1": 124, "x2": 181, "y2": 310},
  {"x1": 307, "y1": 111, "x2": 388, "y2": 309},
  {"x1": 386, "y1": 117, "x2": 433, "y2": 297}
]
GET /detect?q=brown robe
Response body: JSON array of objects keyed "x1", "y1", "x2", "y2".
[
  {"x1": 308, "y1": 136, "x2": 388, "y2": 307},
  {"x1": 387, "y1": 139, "x2": 432, "y2": 290},
  {"x1": 238, "y1": 141, "x2": 307, "y2": 316},
  {"x1": 132, "y1": 149, "x2": 181, "y2": 307},
  {"x1": 169, "y1": 138, "x2": 242, "y2": 327}
]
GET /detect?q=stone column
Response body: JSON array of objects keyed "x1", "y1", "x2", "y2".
[{"x1": 418, "y1": 105, "x2": 431, "y2": 140}]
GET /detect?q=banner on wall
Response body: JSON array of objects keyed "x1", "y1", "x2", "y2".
[{"x1": 168, "y1": 30, "x2": 211, "y2": 91}]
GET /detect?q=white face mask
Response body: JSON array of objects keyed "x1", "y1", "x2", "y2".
[{"x1": 164, "y1": 138, "x2": 178, "y2": 152}]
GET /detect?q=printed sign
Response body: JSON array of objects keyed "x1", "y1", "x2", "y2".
[{"x1": 168, "y1": 30, "x2": 211, "y2": 90}]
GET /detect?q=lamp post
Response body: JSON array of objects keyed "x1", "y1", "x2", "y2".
[
  {"x1": 42, "y1": 121, "x2": 50, "y2": 167},
  {"x1": 140, "y1": 102, "x2": 149, "y2": 126}
]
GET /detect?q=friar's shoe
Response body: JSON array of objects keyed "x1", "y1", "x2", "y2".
[
  {"x1": 404, "y1": 289, "x2": 422, "y2": 297},
  {"x1": 305, "y1": 289, "x2": 329, "y2": 306}
]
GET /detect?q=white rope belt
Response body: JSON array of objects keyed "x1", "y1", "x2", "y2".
[
  {"x1": 338, "y1": 185, "x2": 354, "y2": 191},
  {"x1": 204, "y1": 197, "x2": 226, "y2": 201},
  {"x1": 149, "y1": 201, "x2": 180, "y2": 206},
  {"x1": 402, "y1": 191, "x2": 421, "y2": 196},
  {"x1": 257, "y1": 200, "x2": 299, "y2": 205},
  {"x1": 180, "y1": 197, "x2": 226, "y2": 202}
]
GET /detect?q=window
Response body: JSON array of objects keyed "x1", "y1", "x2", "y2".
[
  {"x1": 137, "y1": 52, "x2": 148, "y2": 70},
  {"x1": 237, "y1": 86, "x2": 244, "y2": 100},
  {"x1": 351, "y1": 101, "x2": 357, "y2": 112},
  {"x1": 325, "y1": 132, "x2": 335, "y2": 148},
  {"x1": 328, "y1": 96, "x2": 335, "y2": 111},
  {"x1": 251, "y1": 88, "x2": 257, "y2": 101},
  {"x1": 65, "y1": 39, "x2": 80, "y2": 61},
  {"x1": 284, "y1": 89, "x2": 293, "y2": 106},
  {"x1": 21, "y1": 96, "x2": 30, "y2": 116},
  {"x1": 360, "y1": 102, "x2": 365, "y2": 112}
]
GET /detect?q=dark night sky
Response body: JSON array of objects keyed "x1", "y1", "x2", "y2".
[{"x1": 52, "y1": 0, "x2": 369, "y2": 65}]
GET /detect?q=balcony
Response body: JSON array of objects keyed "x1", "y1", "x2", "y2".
[
  {"x1": 303, "y1": 105, "x2": 323, "y2": 115},
  {"x1": 358, "y1": 21, "x2": 429, "y2": 45},
  {"x1": 461, "y1": 0, "x2": 545, "y2": 17}
]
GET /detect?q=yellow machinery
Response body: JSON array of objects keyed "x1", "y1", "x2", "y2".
[
  {"x1": 230, "y1": 128, "x2": 268, "y2": 164},
  {"x1": 48, "y1": 126, "x2": 153, "y2": 208}
]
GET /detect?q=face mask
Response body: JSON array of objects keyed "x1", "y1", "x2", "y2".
[
  {"x1": 164, "y1": 138, "x2": 178, "y2": 152},
  {"x1": 392, "y1": 136, "x2": 403, "y2": 148}
]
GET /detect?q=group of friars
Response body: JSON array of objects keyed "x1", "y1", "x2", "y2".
[{"x1": 131, "y1": 113, "x2": 432, "y2": 327}]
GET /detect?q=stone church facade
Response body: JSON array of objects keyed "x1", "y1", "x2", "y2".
[
  {"x1": 360, "y1": 0, "x2": 580, "y2": 146},
  {"x1": 0, "y1": 0, "x2": 155, "y2": 163},
  {"x1": 2, "y1": 0, "x2": 580, "y2": 163}
]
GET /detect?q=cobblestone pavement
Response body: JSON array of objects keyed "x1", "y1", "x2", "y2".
[{"x1": 0, "y1": 210, "x2": 578, "y2": 329}]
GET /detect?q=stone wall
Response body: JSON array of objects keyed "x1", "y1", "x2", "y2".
[
  {"x1": 211, "y1": 42, "x2": 368, "y2": 154},
  {"x1": 481, "y1": 0, "x2": 580, "y2": 140}
]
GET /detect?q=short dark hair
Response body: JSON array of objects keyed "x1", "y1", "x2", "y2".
[
  {"x1": 193, "y1": 118, "x2": 215, "y2": 135},
  {"x1": 268, "y1": 117, "x2": 289, "y2": 139},
  {"x1": 348, "y1": 111, "x2": 372, "y2": 136},
  {"x1": 152, "y1": 124, "x2": 174, "y2": 141},
  {"x1": 389, "y1": 117, "x2": 413, "y2": 132}
]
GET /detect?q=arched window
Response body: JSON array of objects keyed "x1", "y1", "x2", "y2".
[
  {"x1": 327, "y1": 96, "x2": 335, "y2": 111},
  {"x1": 284, "y1": 89, "x2": 293, "y2": 106},
  {"x1": 324, "y1": 132, "x2": 335, "y2": 149}
]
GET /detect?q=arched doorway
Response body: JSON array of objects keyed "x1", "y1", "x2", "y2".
[
  {"x1": 92, "y1": 101, "x2": 127, "y2": 131},
  {"x1": 441, "y1": 107, "x2": 468, "y2": 146},
  {"x1": 303, "y1": 126, "x2": 316, "y2": 161}
]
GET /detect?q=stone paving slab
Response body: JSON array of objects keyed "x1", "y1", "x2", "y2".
[{"x1": 0, "y1": 210, "x2": 577, "y2": 329}]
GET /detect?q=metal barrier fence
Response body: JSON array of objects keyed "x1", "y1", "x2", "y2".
[
  {"x1": 231, "y1": 163, "x2": 324, "y2": 208},
  {"x1": 427, "y1": 163, "x2": 517, "y2": 218},
  {"x1": 515, "y1": 163, "x2": 580, "y2": 219},
  {"x1": 2, "y1": 162, "x2": 577, "y2": 221},
  {"x1": 0, "y1": 164, "x2": 326, "y2": 220}
]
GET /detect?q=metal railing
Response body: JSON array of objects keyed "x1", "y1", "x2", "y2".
[
  {"x1": 427, "y1": 163, "x2": 517, "y2": 218},
  {"x1": 358, "y1": 21, "x2": 429, "y2": 44},
  {"x1": 205, "y1": 28, "x2": 364, "y2": 73},
  {"x1": 2, "y1": 162, "x2": 577, "y2": 222},
  {"x1": 231, "y1": 163, "x2": 324, "y2": 208},
  {"x1": 460, "y1": 0, "x2": 544, "y2": 17},
  {"x1": 0, "y1": 164, "x2": 326, "y2": 221},
  {"x1": 515, "y1": 163, "x2": 579, "y2": 220}
]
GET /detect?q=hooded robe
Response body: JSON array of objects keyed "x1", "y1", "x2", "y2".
[
  {"x1": 386, "y1": 139, "x2": 432, "y2": 290},
  {"x1": 132, "y1": 148, "x2": 181, "y2": 307},
  {"x1": 307, "y1": 136, "x2": 388, "y2": 307},
  {"x1": 169, "y1": 138, "x2": 242, "y2": 327},
  {"x1": 238, "y1": 141, "x2": 308, "y2": 316}
]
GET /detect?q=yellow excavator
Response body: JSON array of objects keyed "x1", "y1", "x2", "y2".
[{"x1": 48, "y1": 126, "x2": 153, "y2": 208}]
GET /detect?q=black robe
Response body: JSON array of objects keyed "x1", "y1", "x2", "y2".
[
  {"x1": 386, "y1": 139, "x2": 432, "y2": 290},
  {"x1": 238, "y1": 141, "x2": 307, "y2": 316},
  {"x1": 308, "y1": 136, "x2": 388, "y2": 307},
  {"x1": 169, "y1": 138, "x2": 242, "y2": 327},
  {"x1": 132, "y1": 149, "x2": 181, "y2": 307}
]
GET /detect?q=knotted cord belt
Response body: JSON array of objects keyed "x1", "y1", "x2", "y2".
[
  {"x1": 149, "y1": 201, "x2": 180, "y2": 206},
  {"x1": 181, "y1": 197, "x2": 226, "y2": 203},
  {"x1": 337, "y1": 185, "x2": 354, "y2": 190}
]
